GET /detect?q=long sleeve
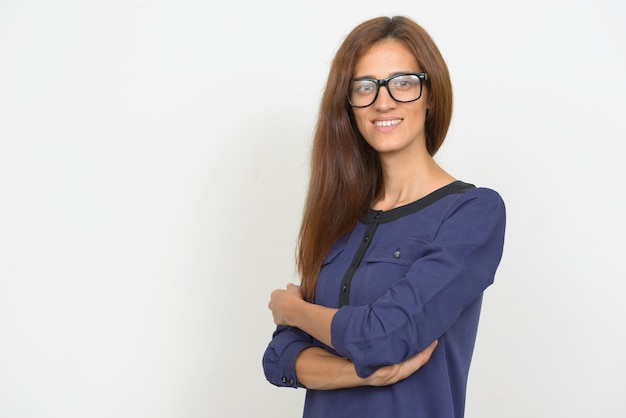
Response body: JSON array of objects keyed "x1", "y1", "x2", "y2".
[
  {"x1": 330, "y1": 188, "x2": 506, "y2": 378},
  {"x1": 262, "y1": 325, "x2": 315, "y2": 388}
]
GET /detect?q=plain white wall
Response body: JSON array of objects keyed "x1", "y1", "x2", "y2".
[{"x1": 1, "y1": 0, "x2": 624, "y2": 417}]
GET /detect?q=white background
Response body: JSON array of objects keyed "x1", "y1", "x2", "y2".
[{"x1": 1, "y1": 0, "x2": 625, "y2": 417}]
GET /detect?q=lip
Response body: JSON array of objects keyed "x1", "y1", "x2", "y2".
[{"x1": 372, "y1": 117, "x2": 403, "y2": 131}]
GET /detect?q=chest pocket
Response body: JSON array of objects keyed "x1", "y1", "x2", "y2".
[{"x1": 356, "y1": 239, "x2": 428, "y2": 303}]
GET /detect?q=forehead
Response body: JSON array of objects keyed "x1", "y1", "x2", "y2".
[{"x1": 353, "y1": 39, "x2": 421, "y2": 77}]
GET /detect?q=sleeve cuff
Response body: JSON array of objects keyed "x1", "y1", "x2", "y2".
[{"x1": 262, "y1": 330, "x2": 312, "y2": 388}]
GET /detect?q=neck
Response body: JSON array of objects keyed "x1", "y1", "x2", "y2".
[{"x1": 372, "y1": 147, "x2": 455, "y2": 211}]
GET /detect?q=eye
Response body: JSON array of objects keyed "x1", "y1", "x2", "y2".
[
  {"x1": 390, "y1": 75, "x2": 420, "y2": 90},
  {"x1": 352, "y1": 81, "x2": 377, "y2": 95}
]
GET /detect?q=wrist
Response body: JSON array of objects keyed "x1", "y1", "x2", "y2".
[{"x1": 286, "y1": 296, "x2": 306, "y2": 327}]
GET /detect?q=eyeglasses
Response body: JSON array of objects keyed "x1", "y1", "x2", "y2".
[{"x1": 348, "y1": 73, "x2": 428, "y2": 108}]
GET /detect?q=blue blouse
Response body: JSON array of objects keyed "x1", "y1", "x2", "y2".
[{"x1": 263, "y1": 181, "x2": 506, "y2": 418}]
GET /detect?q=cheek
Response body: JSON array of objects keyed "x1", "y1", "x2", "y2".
[{"x1": 353, "y1": 111, "x2": 370, "y2": 135}]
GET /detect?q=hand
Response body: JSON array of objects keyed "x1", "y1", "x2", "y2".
[
  {"x1": 364, "y1": 340, "x2": 438, "y2": 387},
  {"x1": 268, "y1": 283, "x2": 303, "y2": 326}
]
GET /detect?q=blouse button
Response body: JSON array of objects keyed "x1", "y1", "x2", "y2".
[
  {"x1": 393, "y1": 250, "x2": 401, "y2": 258},
  {"x1": 364, "y1": 235, "x2": 369, "y2": 242}
]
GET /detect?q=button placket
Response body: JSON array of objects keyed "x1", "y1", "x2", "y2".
[{"x1": 337, "y1": 211, "x2": 383, "y2": 307}]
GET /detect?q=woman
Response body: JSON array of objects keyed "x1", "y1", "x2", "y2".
[{"x1": 262, "y1": 16, "x2": 506, "y2": 418}]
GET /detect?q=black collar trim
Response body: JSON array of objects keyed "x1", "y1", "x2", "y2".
[{"x1": 361, "y1": 180, "x2": 475, "y2": 224}]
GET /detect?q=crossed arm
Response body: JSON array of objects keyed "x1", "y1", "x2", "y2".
[{"x1": 268, "y1": 283, "x2": 437, "y2": 390}]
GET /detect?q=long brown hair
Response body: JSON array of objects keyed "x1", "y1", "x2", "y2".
[{"x1": 297, "y1": 16, "x2": 453, "y2": 302}]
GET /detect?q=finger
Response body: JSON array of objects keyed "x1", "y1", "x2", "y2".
[
  {"x1": 415, "y1": 340, "x2": 438, "y2": 362},
  {"x1": 405, "y1": 340, "x2": 438, "y2": 367},
  {"x1": 425, "y1": 340, "x2": 438, "y2": 352}
]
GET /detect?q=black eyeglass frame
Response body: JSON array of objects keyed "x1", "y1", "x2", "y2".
[{"x1": 347, "y1": 72, "x2": 429, "y2": 108}]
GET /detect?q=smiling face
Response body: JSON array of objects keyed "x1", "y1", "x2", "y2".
[{"x1": 351, "y1": 39, "x2": 430, "y2": 157}]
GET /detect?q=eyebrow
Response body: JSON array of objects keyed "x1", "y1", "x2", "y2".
[{"x1": 351, "y1": 71, "x2": 420, "y2": 80}]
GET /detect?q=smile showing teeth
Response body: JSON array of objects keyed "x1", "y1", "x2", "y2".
[{"x1": 374, "y1": 119, "x2": 402, "y2": 127}]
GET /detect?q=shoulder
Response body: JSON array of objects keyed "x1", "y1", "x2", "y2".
[
  {"x1": 463, "y1": 185, "x2": 504, "y2": 204},
  {"x1": 445, "y1": 185, "x2": 507, "y2": 230},
  {"x1": 464, "y1": 185, "x2": 505, "y2": 208},
  {"x1": 442, "y1": 180, "x2": 504, "y2": 206},
  {"x1": 436, "y1": 183, "x2": 506, "y2": 225}
]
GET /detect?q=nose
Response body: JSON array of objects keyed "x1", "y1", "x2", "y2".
[{"x1": 373, "y1": 85, "x2": 397, "y2": 109}]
